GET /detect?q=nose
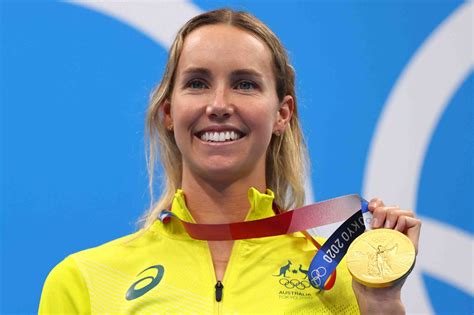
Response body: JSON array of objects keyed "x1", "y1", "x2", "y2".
[{"x1": 206, "y1": 87, "x2": 233, "y2": 119}]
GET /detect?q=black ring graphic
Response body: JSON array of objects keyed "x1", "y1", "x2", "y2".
[{"x1": 278, "y1": 278, "x2": 310, "y2": 290}]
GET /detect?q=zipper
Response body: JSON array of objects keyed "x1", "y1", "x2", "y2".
[
  {"x1": 206, "y1": 241, "x2": 241, "y2": 314},
  {"x1": 215, "y1": 280, "x2": 224, "y2": 302}
]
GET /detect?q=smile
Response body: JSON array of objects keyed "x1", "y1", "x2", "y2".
[{"x1": 198, "y1": 131, "x2": 244, "y2": 143}]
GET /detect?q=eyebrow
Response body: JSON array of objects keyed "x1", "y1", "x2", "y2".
[
  {"x1": 181, "y1": 67, "x2": 211, "y2": 77},
  {"x1": 181, "y1": 67, "x2": 264, "y2": 80},
  {"x1": 230, "y1": 69, "x2": 264, "y2": 80}
]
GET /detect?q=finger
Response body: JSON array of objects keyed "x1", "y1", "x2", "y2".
[
  {"x1": 394, "y1": 216, "x2": 407, "y2": 233},
  {"x1": 371, "y1": 206, "x2": 398, "y2": 228},
  {"x1": 393, "y1": 216, "x2": 421, "y2": 253},
  {"x1": 385, "y1": 209, "x2": 415, "y2": 229},
  {"x1": 368, "y1": 198, "x2": 385, "y2": 212},
  {"x1": 405, "y1": 217, "x2": 422, "y2": 253}
]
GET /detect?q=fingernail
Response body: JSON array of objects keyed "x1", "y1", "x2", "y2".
[{"x1": 384, "y1": 220, "x2": 391, "y2": 228}]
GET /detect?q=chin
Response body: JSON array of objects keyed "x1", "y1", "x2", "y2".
[
  {"x1": 183, "y1": 154, "x2": 263, "y2": 184},
  {"x1": 197, "y1": 162, "x2": 254, "y2": 183}
]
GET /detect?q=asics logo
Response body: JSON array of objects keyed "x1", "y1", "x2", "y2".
[{"x1": 126, "y1": 265, "x2": 165, "y2": 300}]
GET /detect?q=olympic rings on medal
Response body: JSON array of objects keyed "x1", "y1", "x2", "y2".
[{"x1": 279, "y1": 278, "x2": 310, "y2": 290}]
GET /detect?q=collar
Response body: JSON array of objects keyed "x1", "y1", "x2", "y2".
[{"x1": 152, "y1": 187, "x2": 276, "y2": 239}]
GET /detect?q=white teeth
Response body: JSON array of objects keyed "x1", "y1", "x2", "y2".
[{"x1": 199, "y1": 131, "x2": 242, "y2": 142}]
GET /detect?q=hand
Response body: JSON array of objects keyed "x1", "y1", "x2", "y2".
[
  {"x1": 368, "y1": 198, "x2": 421, "y2": 253},
  {"x1": 352, "y1": 198, "x2": 422, "y2": 315}
]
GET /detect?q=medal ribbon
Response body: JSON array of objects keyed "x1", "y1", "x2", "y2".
[{"x1": 159, "y1": 195, "x2": 371, "y2": 290}]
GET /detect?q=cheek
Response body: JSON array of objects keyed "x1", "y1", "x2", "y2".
[
  {"x1": 170, "y1": 103, "x2": 198, "y2": 148},
  {"x1": 245, "y1": 103, "x2": 278, "y2": 132}
]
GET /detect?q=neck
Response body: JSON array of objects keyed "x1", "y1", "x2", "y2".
[{"x1": 180, "y1": 169, "x2": 266, "y2": 224}]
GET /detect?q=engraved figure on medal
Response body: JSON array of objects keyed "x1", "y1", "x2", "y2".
[{"x1": 365, "y1": 239, "x2": 397, "y2": 279}]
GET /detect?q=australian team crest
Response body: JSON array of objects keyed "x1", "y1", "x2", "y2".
[{"x1": 273, "y1": 260, "x2": 313, "y2": 299}]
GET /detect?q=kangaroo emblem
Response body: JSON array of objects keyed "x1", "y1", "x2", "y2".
[
  {"x1": 298, "y1": 264, "x2": 308, "y2": 279},
  {"x1": 274, "y1": 260, "x2": 292, "y2": 277}
]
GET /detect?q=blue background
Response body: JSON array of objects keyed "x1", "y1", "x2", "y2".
[{"x1": 1, "y1": 1, "x2": 472, "y2": 313}]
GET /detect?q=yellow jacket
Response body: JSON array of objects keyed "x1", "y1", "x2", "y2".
[{"x1": 39, "y1": 188, "x2": 359, "y2": 314}]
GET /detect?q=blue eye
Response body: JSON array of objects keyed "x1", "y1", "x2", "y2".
[
  {"x1": 236, "y1": 80, "x2": 256, "y2": 90},
  {"x1": 187, "y1": 80, "x2": 207, "y2": 89}
]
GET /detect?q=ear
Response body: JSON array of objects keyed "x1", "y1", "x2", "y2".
[
  {"x1": 162, "y1": 100, "x2": 173, "y2": 130},
  {"x1": 273, "y1": 95, "x2": 294, "y2": 134}
]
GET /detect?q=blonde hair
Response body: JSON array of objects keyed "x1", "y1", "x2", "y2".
[{"x1": 139, "y1": 8, "x2": 309, "y2": 229}]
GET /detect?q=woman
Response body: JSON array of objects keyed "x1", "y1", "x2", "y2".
[{"x1": 39, "y1": 9, "x2": 421, "y2": 314}]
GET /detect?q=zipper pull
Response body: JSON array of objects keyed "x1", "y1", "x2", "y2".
[{"x1": 215, "y1": 280, "x2": 224, "y2": 302}]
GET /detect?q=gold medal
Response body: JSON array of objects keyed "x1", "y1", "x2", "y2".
[{"x1": 346, "y1": 229, "x2": 416, "y2": 288}]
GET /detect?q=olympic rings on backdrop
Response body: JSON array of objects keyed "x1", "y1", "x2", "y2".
[{"x1": 279, "y1": 278, "x2": 311, "y2": 290}]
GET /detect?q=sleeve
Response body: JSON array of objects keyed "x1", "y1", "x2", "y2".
[{"x1": 38, "y1": 255, "x2": 91, "y2": 314}]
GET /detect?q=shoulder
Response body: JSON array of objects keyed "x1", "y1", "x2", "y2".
[
  {"x1": 56, "y1": 229, "x2": 162, "y2": 278},
  {"x1": 39, "y1": 255, "x2": 90, "y2": 314},
  {"x1": 43, "y1": 229, "x2": 145, "y2": 280},
  {"x1": 70, "y1": 228, "x2": 152, "y2": 262},
  {"x1": 39, "y1": 227, "x2": 157, "y2": 314}
]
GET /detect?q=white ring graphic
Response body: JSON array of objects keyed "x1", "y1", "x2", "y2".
[
  {"x1": 363, "y1": 2, "x2": 473, "y2": 314},
  {"x1": 68, "y1": 0, "x2": 203, "y2": 49}
]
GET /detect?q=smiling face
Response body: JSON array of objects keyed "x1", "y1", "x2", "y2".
[{"x1": 166, "y1": 24, "x2": 293, "y2": 187}]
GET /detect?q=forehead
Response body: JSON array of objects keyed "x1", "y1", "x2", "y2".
[{"x1": 177, "y1": 24, "x2": 274, "y2": 76}]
